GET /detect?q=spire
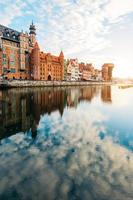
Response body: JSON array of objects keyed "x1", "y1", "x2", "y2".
[
  {"x1": 29, "y1": 20, "x2": 36, "y2": 35},
  {"x1": 59, "y1": 50, "x2": 64, "y2": 57}
]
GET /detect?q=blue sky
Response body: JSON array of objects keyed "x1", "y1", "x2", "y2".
[{"x1": 0, "y1": 0, "x2": 133, "y2": 77}]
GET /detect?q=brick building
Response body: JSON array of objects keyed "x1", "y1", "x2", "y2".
[
  {"x1": 0, "y1": 23, "x2": 114, "y2": 82},
  {"x1": 79, "y1": 62, "x2": 113, "y2": 81},
  {"x1": 102, "y1": 63, "x2": 114, "y2": 81},
  {"x1": 0, "y1": 22, "x2": 64, "y2": 81},
  {"x1": 30, "y1": 42, "x2": 64, "y2": 81},
  {"x1": 0, "y1": 22, "x2": 37, "y2": 79},
  {"x1": 81, "y1": 63, "x2": 94, "y2": 81}
]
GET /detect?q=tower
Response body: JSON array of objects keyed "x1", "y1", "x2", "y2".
[
  {"x1": 108, "y1": 64, "x2": 114, "y2": 81},
  {"x1": 59, "y1": 51, "x2": 64, "y2": 63},
  {"x1": 102, "y1": 64, "x2": 108, "y2": 81},
  {"x1": 59, "y1": 51, "x2": 64, "y2": 80},
  {"x1": 29, "y1": 21, "x2": 36, "y2": 47},
  {"x1": 102, "y1": 63, "x2": 114, "y2": 81},
  {"x1": 30, "y1": 42, "x2": 40, "y2": 80}
]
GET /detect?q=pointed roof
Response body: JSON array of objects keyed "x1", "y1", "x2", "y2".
[
  {"x1": 29, "y1": 20, "x2": 36, "y2": 35},
  {"x1": 34, "y1": 42, "x2": 40, "y2": 50},
  {"x1": 59, "y1": 50, "x2": 64, "y2": 57}
]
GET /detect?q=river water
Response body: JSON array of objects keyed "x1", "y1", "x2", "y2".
[{"x1": 0, "y1": 85, "x2": 133, "y2": 200}]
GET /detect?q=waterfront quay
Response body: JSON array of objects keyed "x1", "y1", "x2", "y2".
[{"x1": 0, "y1": 80, "x2": 113, "y2": 89}]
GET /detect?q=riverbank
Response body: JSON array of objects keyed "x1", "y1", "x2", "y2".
[{"x1": 0, "y1": 80, "x2": 113, "y2": 89}]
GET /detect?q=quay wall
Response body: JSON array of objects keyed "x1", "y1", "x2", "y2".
[{"x1": 2, "y1": 80, "x2": 113, "y2": 88}]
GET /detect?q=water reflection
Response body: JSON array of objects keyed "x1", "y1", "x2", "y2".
[
  {"x1": 0, "y1": 85, "x2": 112, "y2": 140},
  {"x1": 0, "y1": 85, "x2": 133, "y2": 200}
]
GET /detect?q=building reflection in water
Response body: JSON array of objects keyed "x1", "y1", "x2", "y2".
[
  {"x1": 0, "y1": 85, "x2": 112, "y2": 139},
  {"x1": 101, "y1": 85, "x2": 112, "y2": 103}
]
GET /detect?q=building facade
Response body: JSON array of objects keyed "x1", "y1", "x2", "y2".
[
  {"x1": 81, "y1": 63, "x2": 95, "y2": 81},
  {"x1": 79, "y1": 62, "x2": 113, "y2": 81},
  {"x1": 0, "y1": 23, "x2": 64, "y2": 81},
  {"x1": 0, "y1": 23, "x2": 114, "y2": 82},
  {"x1": 30, "y1": 42, "x2": 64, "y2": 81},
  {"x1": 66, "y1": 59, "x2": 80, "y2": 81},
  {"x1": 102, "y1": 63, "x2": 114, "y2": 81},
  {"x1": 0, "y1": 22, "x2": 37, "y2": 80}
]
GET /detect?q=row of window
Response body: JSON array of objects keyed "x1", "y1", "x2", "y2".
[
  {"x1": 3, "y1": 68, "x2": 16, "y2": 73},
  {"x1": 3, "y1": 40, "x2": 19, "y2": 47},
  {"x1": 20, "y1": 37, "x2": 28, "y2": 42}
]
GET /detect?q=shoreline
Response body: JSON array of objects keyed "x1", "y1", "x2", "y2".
[{"x1": 0, "y1": 80, "x2": 113, "y2": 89}]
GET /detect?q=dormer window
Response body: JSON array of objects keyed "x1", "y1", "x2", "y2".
[{"x1": 6, "y1": 32, "x2": 10, "y2": 37}]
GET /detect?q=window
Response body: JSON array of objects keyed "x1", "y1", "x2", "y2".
[
  {"x1": 3, "y1": 54, "x2": 6, "y2": 58},
  {"x1": 10, "y1": 68, "x2": 16, "y2": 73}
]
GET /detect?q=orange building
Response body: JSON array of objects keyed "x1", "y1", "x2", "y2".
[
  {"x1": 102, "y1": 63, "x2": 114, "y2": 81},
  {"x1": 0, "y1": 23, "x2": 37, "y2": 80},
  {"x1": 0, "y1": 23, "x2": 114, "y2": 82},
  {"x1": 30, "y1": 42, "x2": 64, "y2": 81},
  {"x1": 79, "y1": 62, "x2": 114, "y2": 81},
  {"x1": 79, "y1": 63, "x2": 95, "y2": 80},
  {"x1": 0, "y1": 22, "x2": 64, "y2": 81}
]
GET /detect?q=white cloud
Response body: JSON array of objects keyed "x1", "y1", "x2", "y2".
[
  {"x1": 0, "y1": 0, "x2": 26, "y2": 25},
  {"x1": 0, "y1": 0, "x2": 133, "y2": 77},
  {"x1": 1, "y1": 106, "x2": 133, "y2": 199},
  {"x1": 105, "y1": 0, "x2": 133, "y2": 21}
]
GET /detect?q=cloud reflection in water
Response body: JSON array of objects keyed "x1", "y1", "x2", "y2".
[{"x1": 0, "y1": 105, "x2": 133, "y2": 200}]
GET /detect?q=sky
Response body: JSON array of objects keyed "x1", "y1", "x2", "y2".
[{"x1": 0, "y1": 0, "x2": 133, "y2": 78}]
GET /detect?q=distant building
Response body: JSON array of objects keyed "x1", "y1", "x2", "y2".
[
  {"x1": 81, "y1": 63, "x2": 95, "y2": 81},
  {"x1": 79, "y1": 62, "x2": 114, "y2": 81},
  {"x1": 102, "y1": 63, "x2": 114, "y2": 81},
  {"x1": 94, "y1": 69, "x2": 102, "y2": 81},
  {"x1": 66, "y1": 59, "x2": 80, "y2": 81}
]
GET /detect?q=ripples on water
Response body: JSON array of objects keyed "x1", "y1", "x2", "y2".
[{"x1": 0, "y1": 85, "x2": 133, "y2": 200}]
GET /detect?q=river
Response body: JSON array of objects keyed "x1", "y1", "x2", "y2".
[{"x1": 0, "y1": 85, "x2": 133, "y2": 200}]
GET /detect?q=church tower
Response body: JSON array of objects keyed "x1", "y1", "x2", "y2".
[{"x1": 29, "y1": 21, "x2": 36, "y2": 47}]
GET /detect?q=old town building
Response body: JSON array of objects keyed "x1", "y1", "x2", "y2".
[
  {"x1": 78, "y1": 62, "x2": 113, "y2": 81},
  {"x1": 30, "y1": 42, "x2": 64, "y2": 81},
  {"x1": 81, "y1": 63, "x2": 95, "y2": 81},
  {"x1": 0, "y1": 23, "x2": 64, "y2": 81},
  {"x1": 0, "y1": 23, "x2": 114, "y2": 82},
  {"x1": 102, "y1": 63, "x2": 114, "y2": 81},
  {"x1": 66, "y1": 59, "x2": 80, "y2": 81},
  {"x1": 0, "y1": 22, "x2": 37, "y2": 79}
]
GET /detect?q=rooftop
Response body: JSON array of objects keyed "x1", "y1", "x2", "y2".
[{"x1": 0, "y1": 24, "x2": 20, "y2": 42}]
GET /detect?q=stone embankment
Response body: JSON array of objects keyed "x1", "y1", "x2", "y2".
[{"x1": 0, "y1": 80, "x2": 113, "y2": 88}]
